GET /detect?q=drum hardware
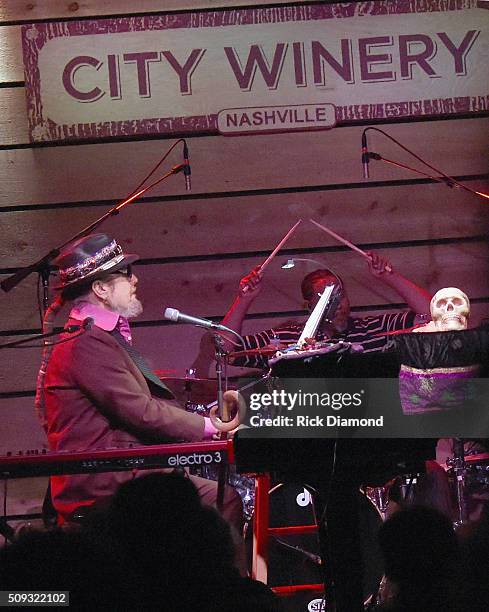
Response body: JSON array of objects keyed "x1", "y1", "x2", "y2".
[
  {"x1": 239, "y1": 480, "x2": 255, "y2": 522},
  {"x1": 183, "y1": 370, "x2": 274, "y2": 521},
  {"x1": 398, "y1": 474, "x2": 419, "y2": 506},
  {"x1": 156, "y1": 373, "x2": 221, "y2": 405},
  {"x1": 447, "y1": 448, "x2": 489, "y2": 524},
  {"x1": 187, "y1": 460, "x2": 255, "y2": 520},
  {"x1": 182, "y1": 368, "x2": 275, "y2": 423},
  {"x1": 363, "y1": 485, "x2": 390, "y2": 521},
  {"x1": 211, "y1": 332, "x2": 231, "y2": 510},
  {"x1": 184, "y1": 402, "x2": 208, "y2": 417},
  {"x1": 179, "y1": 357, "x2": 272, "y2": 519},
  {"x1": 227, "y1": 345, "x2": 283, "y2": 362},
  {"x1": 464, "y1": 463, "x2": 489, "y2": 488},
  {"x1": 160, "y1": 371, "x2": 253, "y2": 407},
  {"x1": 464, "y1": 452, "x2": 489, "y2": 487},
  {"x1": 273, "y1": 537, "x2": 323, "y2": 566},
  {"x1": 447, "y1": 438, "x2": 468, "y2": 527}
]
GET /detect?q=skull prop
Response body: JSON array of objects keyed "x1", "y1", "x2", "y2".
[{"x1": 430, "y1": 287, "x2": 470, "y2": 331}]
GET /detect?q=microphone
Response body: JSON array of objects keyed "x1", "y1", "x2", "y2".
[
  {"x1": 362, "y1": 131, "x2": 369, "y2": 179},
  {"x1": 183, "y1": 142, "x2": 191, "y2": 191},
  {"x1": 164, "y1": 308, "x2": 228, "y2": 332},
  {"x1": 65, "y1": 317, "x2": 94, "y2": 333},
  {"x1": 82, "y1": 316, "x2": 94, "y2": 330}
]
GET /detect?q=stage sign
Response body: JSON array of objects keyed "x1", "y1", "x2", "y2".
[{"x1": 22, "y1": 1, "x2": 488, "y2": 142}]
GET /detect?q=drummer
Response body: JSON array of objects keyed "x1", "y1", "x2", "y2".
[{"x1": 220, "y1": 252, "x2": 432, "y2": 367}]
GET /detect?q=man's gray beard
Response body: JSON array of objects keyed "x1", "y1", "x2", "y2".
[{"x1": 117, "y1": 297, "x2": 143, "y2": 319}]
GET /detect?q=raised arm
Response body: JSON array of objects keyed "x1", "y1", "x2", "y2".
[
  {"x1": 366, "y1": 251, "x2": 432, "y2": 315},
  {"x1": 220, "y1": 266, "x2": 263, "y2": 353}
]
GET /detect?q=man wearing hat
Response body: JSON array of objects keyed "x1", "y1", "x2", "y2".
[{"x1": 37, "y1": 233, "x2": 242, "y2": 530}]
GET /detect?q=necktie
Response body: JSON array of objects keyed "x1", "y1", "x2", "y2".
[{"x1": 110, "y1": 330, "x2": 174, "y2": 399}]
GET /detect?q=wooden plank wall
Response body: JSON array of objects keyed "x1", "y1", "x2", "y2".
[{"x1": 0, "y1": 0, "x2": 488, "y2": 466}]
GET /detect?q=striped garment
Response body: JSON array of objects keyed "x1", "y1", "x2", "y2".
[{"x1": 238, "y1": 311, "x2": 416, "y2": 368}]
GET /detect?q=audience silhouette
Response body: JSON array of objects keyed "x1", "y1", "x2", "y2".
[
  {"x1": 0, "y1": 472, "x2": 281, "y2": 611},
  {"x1": 376, "y1": 505, "x2": 468, "y2": 611}
]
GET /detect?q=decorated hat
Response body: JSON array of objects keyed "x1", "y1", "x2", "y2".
[{"x1": 53, "y1": 233, "x2": 139, "y2": 290}]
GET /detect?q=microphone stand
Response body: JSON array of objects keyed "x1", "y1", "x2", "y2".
[
  {"x1": 362, "y1": 127, "x2": 489, "y2": 202},
  {"x1": 210, "y1": 327, "x2": 246, "y2": 511},
  {"x1": 449, "y1": 438, "x2": 468, "y2": 527},
  {"x1": 214, "y1": 333, "x2": 228, "y2": 511},
  {"x1": 0, "y1": 162, "x2": 188, "y2": 313},
  {"x1": 166, "y1": 320, "x2": 244, "y2": 509}
]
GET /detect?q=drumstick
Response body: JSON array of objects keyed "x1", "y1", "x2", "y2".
[
  {"x1": 241, "y1": 219, "x2": 302, "y2": 294},
  {"x1": 260, "y1": 218, "x2": 302, "y2": 272},
  {"x1": 309, "y1": 218, "x2": 392, "y2": 273}
]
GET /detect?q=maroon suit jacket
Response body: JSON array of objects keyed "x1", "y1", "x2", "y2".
[{"x1": 44, "y1": 321, "x2": 205, "y2": 520}]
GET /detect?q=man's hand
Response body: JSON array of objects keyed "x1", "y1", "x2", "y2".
[
  {"x1": 239, "y1": 265, "x2": 263, "y2": 299},
  {"x1": 220, "y1": 268, "x2": 263, "y2": 352},
  {"x1": 364, "y1": 251, "x2": 431, "y2": 314},
  {"x1": 366, "y1": 251, "x2": 393, "y2": 277}
]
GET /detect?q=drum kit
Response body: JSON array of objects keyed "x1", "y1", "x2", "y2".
[
  {"x1": 159, "y1": 362, "x2": 271, "y2": 520},
  {"x1": 158, "y1": 344, "x2": 303, "y2": 521},
  {"x1": 446, "y1": 440, "x2": 489, "y2": 525}
]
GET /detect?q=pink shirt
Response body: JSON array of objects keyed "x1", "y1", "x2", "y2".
[{"x1": 70, "y1": 302, "x2": 132, "y2": 344}]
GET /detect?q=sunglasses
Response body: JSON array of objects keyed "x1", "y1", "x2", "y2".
[{"x1": 109, "y1": 264, "x2": 133, "y2": 280}]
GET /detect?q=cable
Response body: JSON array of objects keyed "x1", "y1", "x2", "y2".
[
  {"x1": 126, "y1": 138, "x2": 186, "y2": 198},
  {"x1": 0, "y1": 329, "x2": 88, "y2": 350},
  {"x1": 363, "y1": 127, "x2": 488, "y2": 200},
  {"x1": 36, "y1": 274, "x2": 43, "y2": 328}
]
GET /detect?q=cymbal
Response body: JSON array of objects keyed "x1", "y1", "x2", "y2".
[
  {"x1": 157, "y1": 375, "x2": 216, "y2": 385},
  {"x1": 157, "y1": 375, "x2": 217, "y2": 400}
]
